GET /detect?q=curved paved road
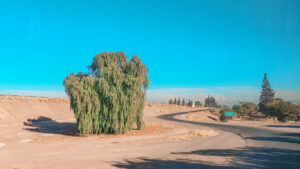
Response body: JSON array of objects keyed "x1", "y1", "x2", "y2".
[{"x1": 158, "y1": 109, "x2": 300, "y2": 169}]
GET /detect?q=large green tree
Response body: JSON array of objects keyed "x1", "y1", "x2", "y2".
[
  {"x1": 204, "y1": 96, "x2": 218, "y2": 107},
  {"x1": 259, "y1": 73, "x2": 275, "y2": 115},
  {"x1": 177, "y1": 98, "x2": 181, "y2": 105},
  {"x1": 182, "y1": 99, "x2": 185, "y2": 106},
  {"x1": 64, "y1": 52, "x2": 149, "y2": 135}
]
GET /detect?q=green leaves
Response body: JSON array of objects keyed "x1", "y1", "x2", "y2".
[
  {"x1": 64, "y1": 52, "x2": 149, "y2": 135},
  {"x1": 259, "y1": 73, "x2": 275, "y2": 115},
  {"x1": 204, "y1": 96, "x2": 218, "y2": 107}
]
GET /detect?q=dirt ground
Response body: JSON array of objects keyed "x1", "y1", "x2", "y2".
[
  {"x1": 1, "y1": 95, "x2": 297, "y2": 169},
  {"x1": 0, "y1": 96, "x2": 242, "y2": 169}
]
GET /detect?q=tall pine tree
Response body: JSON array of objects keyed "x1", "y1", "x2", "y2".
[
  {"x1": 259, "y1": 73, "x2": 275, "y2": 115},
  {"x1": 188, "y1": 100, "x2": 192, "y2": 107},
  {"x1": 177, "y1": 98, "x2": 181, "y2": 105}
]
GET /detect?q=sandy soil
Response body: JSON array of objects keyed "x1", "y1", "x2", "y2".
[
  {"x1": 0, "y1": 95, "x2": 246, "y2": 169},
  {"x1": 1, "y1": 95, "x2": 299, "y2": 168}
]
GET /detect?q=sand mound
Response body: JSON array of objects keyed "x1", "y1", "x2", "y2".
[{"x1": 0, "y1": 95, "x2": 73, "y2": 125}]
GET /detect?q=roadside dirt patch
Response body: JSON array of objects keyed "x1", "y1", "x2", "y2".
[
  {"x1": 0, "y1": 142, "x2": 5, "y2": 148},
  {"x1": 183, "y1": 111, "x2": 219, "y2": 122},
  {"x1": 94, "y1": 124, "x2": 173, "y2": 139},
  {"x1": 122, "y1": 129, "x2": 219, "y2": 145},
  {"x1": 166, "y1": 129, "x2": 218, "y2": 141}
]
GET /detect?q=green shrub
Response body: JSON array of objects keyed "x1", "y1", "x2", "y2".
[
  {"x1": 195, "y1": 101, "x2": 202, "y2": 107},
  {"x1": 64, "y1": 52, "x2": 149, "y2": 135},
  {"x1": 232, "y1": 102, "x2": 258, "y2": 117},
  {"x1": 219, "y1": 107, "x2": 233, "y2": 122},
  {"x1": 266, "y1": 98, "x2": 300, "y2": 122}
]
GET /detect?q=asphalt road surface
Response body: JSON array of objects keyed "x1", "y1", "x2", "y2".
[{"x1": 157, "y1": 109, "x2": 300, "y2": 169}]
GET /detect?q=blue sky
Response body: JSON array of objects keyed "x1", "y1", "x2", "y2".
[{"x1": 0, "y1": 0, "x2": 299, "y2": 103}]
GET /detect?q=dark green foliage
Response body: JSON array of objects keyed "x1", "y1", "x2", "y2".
[
  {"x1": 204, "y1": 96, "x2": 218, "y2": 107},
  {"x1": 195, "y1": 101, "x2": 202, "y2": 107},
  {"x1": 174, "y1": 98, "x2": 177, "y2": 105},
  {"x1": 187, "y1": 100, "x2": 193, "y2": 107},
  {"x1": 232, "y1": 102, "x2": 258, "y2": 117},
  {"x1": 295, "y1": 104, "x2": 300, "y2": 121},
  {"x1": 182, "y1": 99, "x2": 185, "y2": 106},
  {"x1": 232, "y1": 105, "x2": 243, "y2": 117},
  {"x1": 219, "y1": 107, "x2": 233, "y2": 121},
  {"x1": 259, "y1": 73, "x2": 275, "y2": 115},
  {"x1": 168, "y1": 99, "x2": 173, "y2": 104},
  {"x1": 177, "y1": 98, "x2": 181, "y2": 105},
  {"x1": 64, "y1": 52, "x2": 149, "y2": 135},
  {"x1": 266, "y1": 98, "x2": 300, "y2": 122}
]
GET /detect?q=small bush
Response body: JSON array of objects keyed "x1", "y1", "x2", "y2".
[
  {"x1": 219, "y1": 107, "x2": 233, "y2": 122},
  {"x1": 232, "y1": 102, "x2": 258, "y2": 117},
  {"x1": 266, "y1": 98, "x2": 300, "y2": 122}
]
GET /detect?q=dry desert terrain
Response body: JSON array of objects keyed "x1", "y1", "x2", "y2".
[{"x1": 0, "y1": 95, "x2": 299, "y2": 169}]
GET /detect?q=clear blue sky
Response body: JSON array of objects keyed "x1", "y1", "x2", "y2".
[{"x1": 0, "y1": 0, "x2": 299, "y2": 93}]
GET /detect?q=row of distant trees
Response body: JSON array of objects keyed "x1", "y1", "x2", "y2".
[
  {"x1": 167, "y1": 73, "x2": 300, "y2": 122},
  {"x1": 168, "y1": 96, "x2": 220, "y2": 108},
  {"x1": 204, "y1": 96, "x2": 218, "y2": 107},
  {"x1": 220, "y1": 73, "x2": 300, "y2": 122},
  {"x1": 168, "y1": 98, "x2": 201, "y2": 107}
]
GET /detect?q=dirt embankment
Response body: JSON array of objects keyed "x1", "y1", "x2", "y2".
[
  {"x1": 0, "y1": 95, "x2": 246, "y2": 169},
  {"x1": 0, "y1": 95, "x2": 73, "y2": 125},
  {"x1": 0, "y1": 95, "x2": 220, "y2": 126}
]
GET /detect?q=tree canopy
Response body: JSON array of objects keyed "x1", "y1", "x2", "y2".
[
  {"x1": 259, "y1": 73, "x2": 275, "y2": 115},
  {"x1": 64, "y1": 52, "x2": 149, "y2": 135},
  {"x1": 195, "y1": 101, "x2": 202, "y2": 107},
  {"x1": 204, "y1": 96, "x2": 218, "y2": 107}
]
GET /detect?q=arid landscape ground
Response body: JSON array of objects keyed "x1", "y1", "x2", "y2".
[{"x1": 0, "y1": 95, "x2": 299, "y2": 169}]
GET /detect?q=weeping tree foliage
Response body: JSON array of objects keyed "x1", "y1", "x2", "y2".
[{"x1": 64, "y1": 52, "x2": 149, "y2": 135}]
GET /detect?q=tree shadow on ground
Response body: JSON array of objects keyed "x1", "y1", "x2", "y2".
[
  {"x1": 23, "y1": 116, "x2": 79, "y2": 136},
  {"x1": 246, "y1": 136, "x2": 300, "y2": 144},
  {"x1": 172, "y1": 146, "x2": 300, "y2": 169},
  {"x1": 280, "y1": 133, "x2": 300, "y2": 137},
  {"x1": 113, "y1": 147, "x2": 300, "y2": 169},
  {"x1": 113, "y1": 157, "x2": 228, "y2": 169},
  {"x1": 265, "y1": 125, "x2": 300, "y2": 128},
  {"x1": 208, "y1": 116, "x2": 218, "y2": 121}
]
